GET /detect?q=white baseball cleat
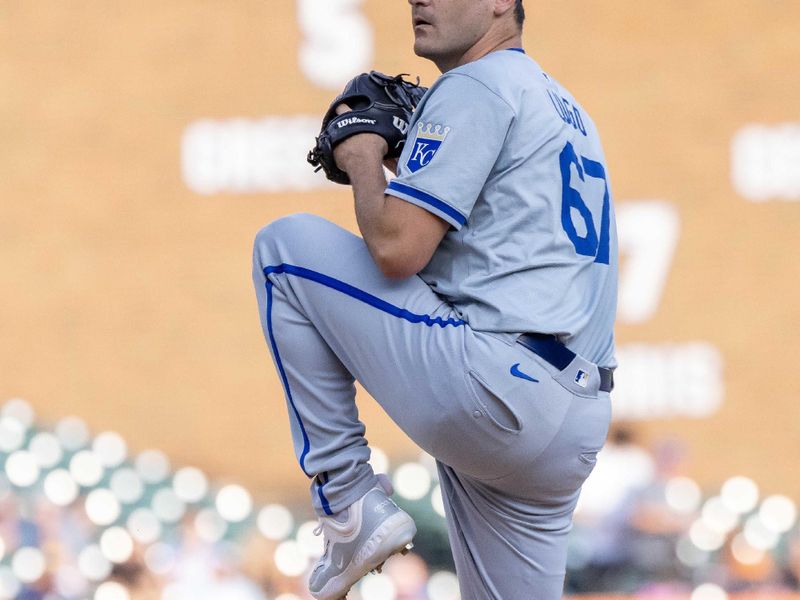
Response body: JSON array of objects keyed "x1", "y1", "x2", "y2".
[{"x1": 308, "y1": 475, "x2": 417, "y2": 600}]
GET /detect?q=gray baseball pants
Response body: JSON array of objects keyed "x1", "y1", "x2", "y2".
[{"x1": 252, "y1": 214, "x2": 611, "y2": 599}]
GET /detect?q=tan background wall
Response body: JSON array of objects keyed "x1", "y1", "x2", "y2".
[{"x1": 2, "y1": 1, "x2": 798, "y2": 500}]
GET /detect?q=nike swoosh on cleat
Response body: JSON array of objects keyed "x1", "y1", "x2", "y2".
[{"x1": 510, "y1": 363, "x2": 539, "y2": 382}]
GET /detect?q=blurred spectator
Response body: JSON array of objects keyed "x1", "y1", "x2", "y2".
[
  {"x1": 385, "y1": 552, "x2": 429, "y2": 599},
  {"x1": 567, "y1": 426, "x2": 657, "y2": 592}
]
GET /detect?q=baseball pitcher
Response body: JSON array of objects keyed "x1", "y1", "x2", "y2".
[{"x1": 252, "y1": 0, "x2": 617, "y2": 598}]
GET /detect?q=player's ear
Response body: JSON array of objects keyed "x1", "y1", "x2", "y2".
[{"x1": 493, "y1": 0, "x2": 516, "y2": 19}]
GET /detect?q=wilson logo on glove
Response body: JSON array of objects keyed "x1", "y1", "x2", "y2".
[
  {"x1": 337, "y1": 117, "x2": 378, "y2": 128},
  {"x1": 307, "y1": 71, "x2": 427, "y2": 185},
  {"x1": 392, "y1": 116, "x2": 409, "y2": 135}
]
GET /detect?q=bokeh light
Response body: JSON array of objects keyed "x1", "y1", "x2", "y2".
[
  {"x1": 701, "y1": 496, "x2": 739, "y2": 534},
  {"x1": 195, "y1": 508, "x2": 227, "y2": 543},
  {"x1": 759, "y1": 494, "x2": 797, "y2": 533},
  {"x1": 127, "y1": 508, "x2": 163, "y2": 545},
  {"x1": 370, "y1": 446, "x2": 389, "y2": 474},
  {"x1": 99, "y1": 526, "x2": 134, "y2": 563},
  {"x1": 720, "y1": 476, "x2": 759, "y2": 514},
  {"x1": 144, "y1": 542, "x2": 176, "y2": 575},
  {"x1": 743, "y1": 515, "x2": 780, "y2": 550},
  {"x1": 274, "y1": 540, "x2": 309, "y2": 577},
  {"x1": 0, "y1": 418, "x2": 24, "y2": 453},
  {"x1": 689, "y1": 520, "x2": 726, "y2": 551},
  {"x1": 258, "y1": 504, "x2": 294, "y2": 540},
  {"x1": 431, "y1": 484, "x2": 446, "y2": 518},
  {"x1": 393, "y1": 462, "x2": 432, "y2": 500},
  {"x1": 11, "y1": 547, "x2": 45, "y2": 583},
  {"x1": 77, "y1": 545, "x2": 112, "y2": 581},
  {"x1": 664, "y1": 476, "x2": 702, "y2": 514},
  {"x1": 1, "y1": 398, "x2": 34, "y2": 429},
  {"x1": 135, "y1": 449, "x2": 170, "y2": 484},
  {"x1": 360, "y1": 573, "x2": 396, "y2": 600},
  {"x1": 55, "y1": 416, "x2": 90, "y2": 451},
  {"x1": 296, "y1": 520, "x2": 325, "y2": 558},
  {"x1": 172, "y1": 466, "x2": 208, "y2": 503},
  {"x1": 69, "y1": 450, "x2": 104, "y2": 487},
  {"x1": 92, "y1": 431, "x2": 127, "y2": 467},
  {"x1": 85, "y1": 489, "x2": 121, "y2": 526},
  {"x1": 418, "y1": 451, "x2": 439, "y2": 476},
  {"x1": 28, "y1": 432, "x2": 63, "y2": 468},
  {"x1": 54, "y1": 565, "x2": 89, "y2": 598},
  {"x1": 216, "y1": 484, "x2": 252, "y2": 522},
  {"x1": 427, "y1": 570, "x2": 460, "y2": 600},
  {"x1": 94, "y1": 581, "x2": 130, "y2": 600},
  {"x1": 151, "y1": 488, "x2": 186, "y2": 523},
  {"x1": 43, "y1": 469, "x2": 79, "y2": 506},
  {"x1": 109, "y1": 468, "x2": 145, "y2": 504},
  {"x1": 5, "y1": 451, "x2": 40, "y2": 487},
  {"x1": 0, "y1": 566, "x2": 21, "y2": 600}
]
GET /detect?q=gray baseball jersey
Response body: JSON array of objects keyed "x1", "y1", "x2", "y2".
[
  {"x1": 386, "y1": 49, "x2": 618, "y2": 367},
  {"x1": 252, "y1": 47, "x2": 617, "y2": 600}
]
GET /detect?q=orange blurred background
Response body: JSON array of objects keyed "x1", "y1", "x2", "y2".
[{"x1": 1, "y1": 2, "x2": 800, "y2": 598}]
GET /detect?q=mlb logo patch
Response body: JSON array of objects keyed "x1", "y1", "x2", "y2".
[
  {"x1": 574, "y1": 369, "x2": 589, "y2": 388},
  {"x1": 406, "y1": 122, "x2": 450, "y2": 173}
]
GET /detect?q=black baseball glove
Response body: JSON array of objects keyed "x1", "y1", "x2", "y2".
[{"x1": 307, "y1": 71, "x2": 427, "y2": 185}]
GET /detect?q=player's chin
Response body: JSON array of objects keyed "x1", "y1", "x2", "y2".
[{"x1": 412, "y1": 37, "x2": 436, "y2": 60}]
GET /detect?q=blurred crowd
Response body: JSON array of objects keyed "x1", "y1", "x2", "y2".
[
  {"x1": 0, "y1": 396, "x2": 799, "y2": 600},
  {"x1": 0, "y1": 398, "x2": 458, "y2": 600},
  {"x1": 1, "y1": 459, "x2": 453, "y2": 600},
  {"x1": 567, "y1": 428, "x2": 800, "y2": 597}
]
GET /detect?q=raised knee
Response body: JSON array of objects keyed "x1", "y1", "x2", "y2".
[
  {"x1": 254, "y1": 212, "x2": 322, "y2": 243},
  {"x1": 253, "y1": 213, "x2": 333, "y2": 269}
]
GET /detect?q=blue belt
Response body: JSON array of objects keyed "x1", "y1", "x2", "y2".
[{"x1": 517, "y1": 333, "x2": 614, "y2": 393}]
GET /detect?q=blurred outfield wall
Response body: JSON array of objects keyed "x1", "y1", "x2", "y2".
[{"x1": 1, "y1": 1, "x2": 799, "y2": 500}]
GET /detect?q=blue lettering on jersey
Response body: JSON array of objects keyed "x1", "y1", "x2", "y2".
[
  {"x1": 558, "y1": 142, "x2": 611, "y2": 264},
  {"x1": 548, "y1": 90, "x2": 587, "y2": 136},
  {"x1": 406, "y1": 122, "x2": 451, "y2": 173}
]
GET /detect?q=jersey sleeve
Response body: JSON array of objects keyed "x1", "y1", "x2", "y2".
[{"x1": 385, "y1": 73, "x2": 515, "y2": 230}]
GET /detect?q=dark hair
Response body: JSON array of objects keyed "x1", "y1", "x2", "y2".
[{"x1": 514, "y1": 0, "x2": 525, "y2": 27}]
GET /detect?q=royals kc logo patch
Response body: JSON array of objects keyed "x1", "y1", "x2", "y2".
[{"x1": 406, "y1": 122, "x2": 451, "y2": 173}]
